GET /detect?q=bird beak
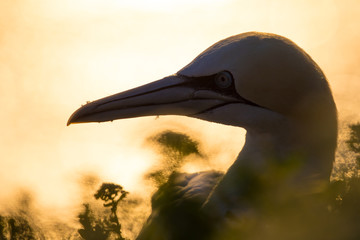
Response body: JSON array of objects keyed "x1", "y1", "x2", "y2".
[{"x1": 67, "y1": 74, "x2": 239, "y2": 126}]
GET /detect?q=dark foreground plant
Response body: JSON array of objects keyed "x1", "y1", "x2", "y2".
[{"x1": 78, "y1": 183, "x2": 128, "y2": 240}]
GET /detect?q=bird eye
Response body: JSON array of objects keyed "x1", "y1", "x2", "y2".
[{"x1": 214, "y1": 71, "x2": 233, "y2": 88}]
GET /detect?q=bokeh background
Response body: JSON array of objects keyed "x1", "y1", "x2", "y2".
[{"x1": 1, "y1": 0, "x2": 359, "y2": 238}]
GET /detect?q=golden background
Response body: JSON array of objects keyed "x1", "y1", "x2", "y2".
[{"x1": 0, "y1": 0, "x2": 359, "y2": 237}]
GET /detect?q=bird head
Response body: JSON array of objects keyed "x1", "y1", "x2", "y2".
[
  {"x1": 67, "y1": 32, "x2": 337, "y2": 175},
  {"x1": 68, "y1": 32, "x2": 336, "y2": 136}
]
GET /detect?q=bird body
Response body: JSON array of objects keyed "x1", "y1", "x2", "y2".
[
  {"x1": 68, "y1": 32, "x2": 337, "y2": 239},
  {"x1": 138, "y1": 171, "x2": 224, "y2": 240}
]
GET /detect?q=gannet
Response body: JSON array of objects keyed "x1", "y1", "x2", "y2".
[{"x1": 68, "y1": 32, "x2": 337, "y2": 239}]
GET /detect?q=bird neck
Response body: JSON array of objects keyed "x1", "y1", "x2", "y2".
[
  {"x1": 202, "y1": 124, "x2": 334, "y2": 219},
  {"x1": 234, "y1": 125, "x2": 334, "y2": 189}
]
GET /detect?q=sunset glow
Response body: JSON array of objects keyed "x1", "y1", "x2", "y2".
[{"x1": 1, "y1": 0, "x2": 360, "y2": 238}]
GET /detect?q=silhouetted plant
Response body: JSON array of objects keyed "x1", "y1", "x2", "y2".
[
  {"x1": 78, "y1": 204, "x2": 109, "y2": 240},
  {"x1": 78, "y1": 183, "x2": 128, "y2": 240},
  {"x1": 94, "y1": 183, "x2": 128, "y2": 240}
]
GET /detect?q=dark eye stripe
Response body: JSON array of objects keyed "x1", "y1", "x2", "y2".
[
  {"x1": 178, "y1": 71, "x2": 238, "y2": 98},
  {"x1": 177, "y1": 71, "x2": 263, "y2": 108}
]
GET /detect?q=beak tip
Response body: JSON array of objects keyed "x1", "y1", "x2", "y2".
[
  {"x1": 67, "y1": 115, "x2": 76, "y2": 126},
  {"x1": 67, "y1": 107, "x2": 83, "y2": 126},
  {"x1": 67, "y1": 101, "x2": 100, "y2": 126}
]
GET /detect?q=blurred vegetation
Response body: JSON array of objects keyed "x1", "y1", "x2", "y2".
[
  {"x1": 0, "y1": 191, "x2": 45, "y2": 240},
  {"x1": 0, "y1": 215, "x2": 39, "y2": 240},
  {"x1": 0, "y1": 124, "x2": 360, "y2": 239},
  {"x1": 346, "y1": 123, "x2": 360, "y2": 173},
  {"x1": 145, "y1": 130, "x2": 202, "y2": 186}
]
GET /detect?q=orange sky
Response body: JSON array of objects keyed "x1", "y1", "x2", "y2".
[{"x1": 1, "y1": 0, "x2": 359, "y2": 231}]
